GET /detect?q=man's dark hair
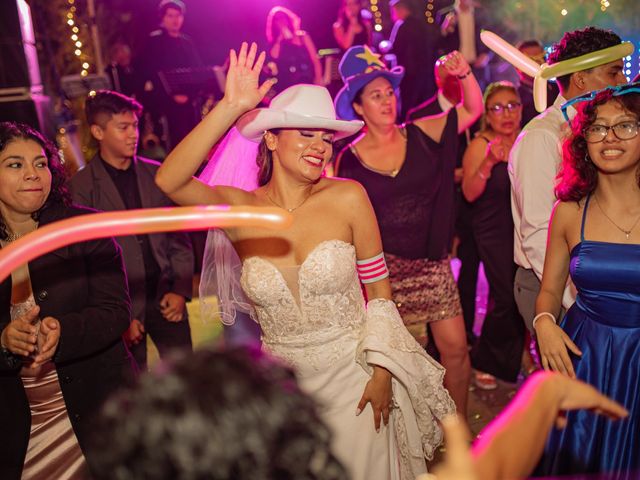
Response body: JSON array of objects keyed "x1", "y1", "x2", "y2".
[
  {"x1": 158, "y1": 0, "x2": 185, "y2": 17},
  {"x1": 390, "y1": 0, "x2": 417, "y2": 14},
  {"x1": 85, "y1": 90, "x2": 143, "y2": 127},
  {"x1": 516, "y1": 39, "x2": 543, "y2": 52},
  {"x1": 90, "y1": 347, "x2": 348, "y2": 480},
  {"x1": 547, "y1": 27, "x2": 622, "y2": 91},
  {"x1": 0, "y1": 122, "x2": 71, "y2": 239}
]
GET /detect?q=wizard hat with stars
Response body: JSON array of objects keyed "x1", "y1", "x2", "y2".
[{"x1": 334, "y1": 45, "x2": 405, "y2": 121}]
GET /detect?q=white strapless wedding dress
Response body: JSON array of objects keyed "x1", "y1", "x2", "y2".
[{"x1": 241, "y1": 239, "x2": 455, "y2": 480}]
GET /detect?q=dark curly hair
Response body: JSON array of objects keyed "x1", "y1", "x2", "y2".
[
  {"x1": 0, "y1": 122, "x2": 71, "y2": 240},
  {"x1": 547, "y1": 27, "x2": 622, "y2": 91},
  {"x1": 556, "y1": 90, "x2": 640, "y2": 202},
  {"x1": 90, "y1": 347, "x2": 348, "y2": 480}
]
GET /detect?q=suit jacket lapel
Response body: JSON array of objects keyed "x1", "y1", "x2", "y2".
[
  {"x1": 134, "y1": 159, "x2": 154, "y2": 209},
  {"x1": 91, "y1": 156, "x2": 127, "y2": 211}
]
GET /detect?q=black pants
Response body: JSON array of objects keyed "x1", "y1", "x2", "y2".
[
  {"x1": 131, "y1": 297, "x2": 193, "y2": 371},
  {"x1": 455, "y1": 195, "x2": 480, "y2": 343},
  {"x1": 470, "y1": 225, "x2": 526, "y2": 382}
]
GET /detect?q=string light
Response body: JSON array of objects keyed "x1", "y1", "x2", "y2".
[
  {"x1": 65, "y1": 0, "x2": 90, "y2": 76},
  {"x1": 425, "y1": 0, "x2": 435, "y2": 24},
  {"x1": 561, "y1": 8, "x2": 568, "y2": 15},
  {"x1": 369, "y1": 0, "x2": 383, "y2": 32}
]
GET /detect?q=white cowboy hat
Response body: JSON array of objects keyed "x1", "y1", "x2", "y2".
[{"x1": 236, "y1": 84, "x2": 364, "y2": 142}]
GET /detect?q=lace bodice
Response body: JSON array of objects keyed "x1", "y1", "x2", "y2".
[
  {"x1": 241, "y1": 240, "x2": 365, "y2": 371},
  {"x1": 241, "y1": 239, "x2": 455, "y2": 477},
  {"x1": 11, "y1": 294, "x2": 36, "y2": 321}
]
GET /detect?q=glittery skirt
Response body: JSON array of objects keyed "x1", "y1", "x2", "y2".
[{"x1": 386, "y1": 253, "x2": 462, "y2": 346}]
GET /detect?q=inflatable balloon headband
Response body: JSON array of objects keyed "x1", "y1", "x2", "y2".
[{"x1": 480, "y1": 30, "x2": 635, "y2": 113}]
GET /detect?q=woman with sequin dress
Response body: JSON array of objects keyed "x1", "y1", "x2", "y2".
[{"x1": 334, "y1": 45, "x2": 483, "y2": 418}]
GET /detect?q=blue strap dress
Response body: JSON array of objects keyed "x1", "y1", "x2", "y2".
[{"x1": 537, "y1": 194, "x2": 640, "y2": 476}]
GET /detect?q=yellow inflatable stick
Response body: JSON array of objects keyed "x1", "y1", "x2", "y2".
[
  {"x1": 539, "y1": 43, "x2": 634, "y2": 79},
  {"x1": 481, "y1": 30, "x2": 635, "y2": 112}
]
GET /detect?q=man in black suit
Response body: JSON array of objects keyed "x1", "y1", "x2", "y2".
[
  {"x1": 389, "y1": 0, "x2": 440, "y2": 119},
  {"x1": 71, "y1": 90, "x2": 194, "y2": 370},
  {"x1": 436, "y1": 0, "x2": 493, "y2": 89},
  {"x1": 516, "y1": 39, "x2": 560, "y2": 127},
  {"x1": 136, "y1": 0, "x2": 203, "y2": 149}
]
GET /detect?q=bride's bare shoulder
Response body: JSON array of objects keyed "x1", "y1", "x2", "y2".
[
  {"x1": 316, "y1": 177, "x2": 371, "y2": 210},
  {"x1": 318, "y1": 176, "x2": 367, "y2": 195}
]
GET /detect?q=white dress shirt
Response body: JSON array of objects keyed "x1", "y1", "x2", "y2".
[{"x1": 508, "y1": 94, "x2": 577, "y2": 309}]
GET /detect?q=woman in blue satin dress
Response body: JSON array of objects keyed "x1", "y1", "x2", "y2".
[{"x1": 533, "y1": 84, "x2": 640, "y2": 476}]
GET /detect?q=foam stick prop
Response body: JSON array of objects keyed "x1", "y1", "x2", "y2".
[
  {"x1": 480, "y1": 30, "x2": 635, "y2": 113},
  {"x1": 0, "y1": 205, "x2": 291, "y2": 283},
  {"x1": 533, "y1": 75, "x2": 549, "y2": 113},
  {"x1": 479, "y1": 30, "x2": 541, "y2": 77},
  {"x1": 480, "y1": 30, "x2": 546, "y2": 111}
]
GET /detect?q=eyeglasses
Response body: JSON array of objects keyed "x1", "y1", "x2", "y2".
[
  {"x1": 487, "y1": 102, "x2": 522, "y2": 115},
  {"x1": 561, "y1": 82, "x2": 640, "y2": 123},
  {"x1": 583, "y1": 121, "x2": 640, "y2": 143}
]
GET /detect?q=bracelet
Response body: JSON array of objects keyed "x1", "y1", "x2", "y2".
[
  {"x1": 532, "y1": 312, "x2": 556, "y2": 330},
  {"x1": 457, "y1": 70, "x2": 472, "y2": 80},
  {"x1": 477, "y1": 169, "x2": 489, "y2": 180}
]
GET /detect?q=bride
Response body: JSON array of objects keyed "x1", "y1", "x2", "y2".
[{"x1": 156, "y1": 42, "x2": 455, "y2": 479}]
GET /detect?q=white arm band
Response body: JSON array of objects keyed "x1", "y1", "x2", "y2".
[{"x1": 532, "y1": 312, "x2": 556, "y2": 330}]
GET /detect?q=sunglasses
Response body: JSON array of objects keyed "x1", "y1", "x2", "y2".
[
  {"x1": 487, "y1": 102, "x2": 522, "y2": 115},
  {"x1": 561, "y1": 82, "x2": 640, "y2": 123}
]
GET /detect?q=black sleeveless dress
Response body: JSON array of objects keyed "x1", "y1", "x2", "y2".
[
  {"x1": 467, "y1": 135, "x2": 525, "y2": 382},
  {"x1": 337, "y1": 110, "x2": 462, "y2": 345},
  {"x1": 272, "y1": 35, "x2": 315, "y2": 93}
]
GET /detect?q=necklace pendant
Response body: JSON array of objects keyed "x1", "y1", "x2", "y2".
[
  {"x1": 626, "y1": 232, "x2": 631, "y2": 240},
  {"x1": 287, "y1": 208, "x2": 294, "y2": 213}
]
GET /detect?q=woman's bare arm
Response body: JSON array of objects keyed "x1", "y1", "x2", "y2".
[
  {"x1": 302, "y1": 33, "x2": 324, "y2": 85},
  {"x1": 462, "y1": 137, "x2": 495, "y2": 202},
  {"x1": 535, "y1": 201, "x2": 582, "y2": 377},
  {"x1": 413, "y1": 51, "x2": 482, "y2": 136}
]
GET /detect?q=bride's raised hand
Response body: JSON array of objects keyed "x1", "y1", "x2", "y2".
[{"x1": 223, "y1": 42, "x2": 277, "y2": 112}]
